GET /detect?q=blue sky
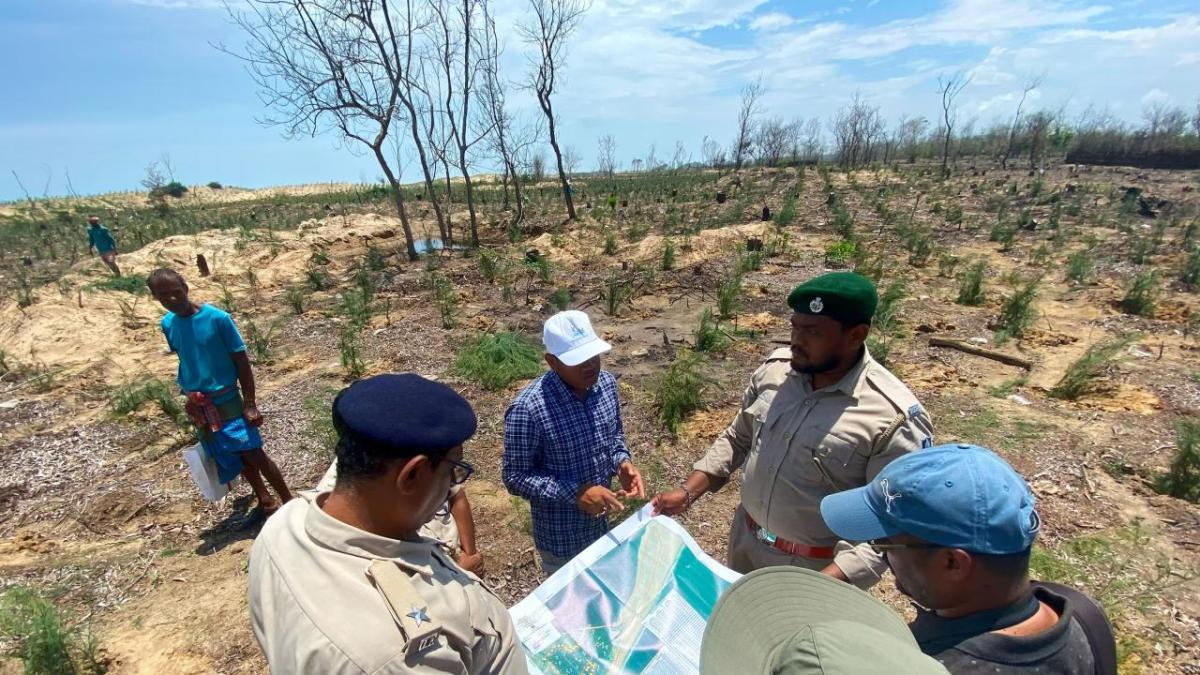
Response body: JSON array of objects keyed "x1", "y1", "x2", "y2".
[{"x1": 2, "y1": 0, "x2": 1198, "y2": 201}]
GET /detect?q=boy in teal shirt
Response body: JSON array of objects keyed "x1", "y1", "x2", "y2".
[
  {"x1": 86, "y1": 215, "x2": 121, "y2": 277},
  {"x1": 148, "y1": 268, "x2": 292, "y2": 514}
]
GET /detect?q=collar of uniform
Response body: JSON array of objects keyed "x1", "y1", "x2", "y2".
[
  {"x1": 301, "y1": 493, "x2": 438, "y2": 574},
  {"x1": 797, "y1": 347, "x2": 873, "y2": 399}
]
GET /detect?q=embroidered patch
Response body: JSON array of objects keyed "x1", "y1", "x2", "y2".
[
  {"x1": 921, "y1": 436, "x2": 933, "y2": 449},
  {"x1": 907, "y1": 404, "x2": 923, "y2": 419},
  {"x1": 809, "y1": 297, "x2": 824, "y2": 313},
  {"x1": 416, "y1": 634, "x2": 440, "y2": 653},
  {"x1": 880, "y1": 478, "x2": 902, "y2": 513}
]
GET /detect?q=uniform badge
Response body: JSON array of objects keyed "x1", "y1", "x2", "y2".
[
  {"x1": 416, "y1": 634, "x2": 440, "y2": 653},
  {"x1": 921, "y1": 436, "x2": 933, "y2": 449},
  {"x1": 407, "y1": 605, "x2": 430, "y2": 628},
  {"x1": 809, "y1": 297, "x2": 824, "y2": 314},
  {"x1": 907, "y1": 404, "x2": 923, "y2": 419}
]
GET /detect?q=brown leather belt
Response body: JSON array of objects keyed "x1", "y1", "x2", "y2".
[{"x1": 745, "y1": 512, "x2": 836, "y2": 560}]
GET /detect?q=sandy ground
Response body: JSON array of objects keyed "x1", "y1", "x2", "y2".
[{"x1": 1, "y1": 163, "x2": 1199, "y2": 673}]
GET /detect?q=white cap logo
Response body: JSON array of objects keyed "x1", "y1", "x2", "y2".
[
  {"x1": 543, "y1": 310, "x2": 613, "y2": 367},
  {"x1": 809, "y1": 297, "x2": 824, "y2": 314},
  {"x1": 880, "y1": 478, "x2": 902, "y2": 514}
]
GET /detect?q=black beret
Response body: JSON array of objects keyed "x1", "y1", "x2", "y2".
[
  {"x1": 787, "y1": 272, "x2": 878, "y2": 326},
  {"x1": 332, "y1": 373, "x2": 477, "y2": 455}
]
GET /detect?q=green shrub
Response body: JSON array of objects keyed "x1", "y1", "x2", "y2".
[
  {"x1": 242, "y1": 319, "x2": 279, "y2": 363},
  {"x1": 478, "y1": 249, "x2": 501, "y2": 282},
  {"x1": 110, "y1": 376, "x2": 188, "y2": 431},
  {"x1": 305, "y1": 264, "x2": 330, "y2": 291},
  {"x1": 956, "y1": 261, "x2": 987, "y2": 306},
  {"x1": 206, "y1": 181, "x2": 223, "y2": 190},
  {"x1": 657, "y1": 350, "x2": 713, "y2": 433},
  {"x1": 1120, "y1": 271, "x2": 1158, "y2": 317},
  {"x1": 736, "y1": 247, "x2": 765, "y2": 274},
  {"x1": 693, "y1": 308, "x2": 730, "y2": 352},
  {"x1": 0, "y1": 586, "x2": 106, "y2": 675},
  {"x1": 87, "y1": 274, "x2": 148, "y2": 294},
  {"x1": 865, "y1": 335, "x2": 893, "y2": 367},
  {"x1": 426, "y1": 271, "x2": 457, "y2": 328},
  {"x1": 989, "y1": 221, "x2": 1017, "y2": 250},
  {"x1": 1049, "y1": 334, "x2": 1137, "y2": 400},
  {"x1": 603, "y1": 231, "x2": 618, "y2": 256},
  {"x1": 599, "y1": 273, "x2": 633, "y2": 316},
  {"x1": 155, "y1": 181, "x2": 188, "y2": 198},
  {"x1": 906, "y1": 232, "x2": 934, "y2": 267},
  {"x1": 365, "y1": 244, "x2": 387, "y2": 272},
  {"x1": 1156, "y1": 418, "x2": 1200, "y2": 503},
  {"x1": 550, "y1": 288, "x2": 572, "y2": 311},
  {"x1": 340, "y1": 288, "x2": 371, "y2": 330},
  {"x1": 715, "y1": 270, "x2": 743, "y2": 319},
  {"x1": 994, "y1": 277, "x2": 1039, "y2": 344},
  {"x1": 525, "y1": 253, "x2": 552, "y2": 284},
  {"x1": 452, "y1": 332, "x2": 543, "y2": 390},
  {"x1": 353, "y1": 262, "x2": 375, "y2": 301},
  {"x1": 661, "y1": 239, "x2": 676, "y2": 271},
  {"x1": 338, "y1": 327, "x2": 366, "y2": 379},
  {"x1": 1181, "y1": 248, "x2": 1200, "y2": 287},
  {"x1": 873, "y1": 279, "x2": 908, "y2": 335},
  {"x1": 937, "y1": 253, "x2": 960, "y2": 278},
  {"x1": 285, "y1": 285, "x2": 307, "y2": 315},
  {"x1": 1066, "y1": 249, "x2": 1093, "y2": 285},
  {"x1": 302, "y1": 391, "x2": 338, "y2": 460},
  {"x1": 217, "y1": 282, "x2": 236, "y2": 313},
  {"x1": 776, "y1": 194, "x2": 797, "y2": 227},
  {"x1": 824, "y1": 239, "x2": 857, "y2": 268}
]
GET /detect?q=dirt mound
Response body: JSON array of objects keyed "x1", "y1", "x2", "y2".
[{"x1": 0, "y1": 213, "x2": 408, "y2": 389}]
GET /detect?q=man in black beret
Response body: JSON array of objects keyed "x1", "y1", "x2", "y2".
[
  {"x1": 653, "y1": 271, "x2": 935, "y2": 589},
  {"x1": 248, "y1": 373, "x2": 528, "y2": 674}
]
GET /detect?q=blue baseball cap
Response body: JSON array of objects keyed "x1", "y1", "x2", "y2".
[{"x1": 820, "y1": 444, "x2": 1040, "y2": 555}]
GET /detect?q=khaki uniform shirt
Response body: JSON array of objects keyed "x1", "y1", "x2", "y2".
[
  {"x1": 248, "y1": 494, "x2": 527, "y2": 674},
  {"x1": 695, "y1": 347, "x2": 934, "y2": 587},
  {"x1": 315, "y1": 462, "x2": 462, "y2": 551}
]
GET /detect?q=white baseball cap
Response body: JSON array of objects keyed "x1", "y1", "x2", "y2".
[{"x1": 543, "y1": 310, "x2": 612, "y2": 366}]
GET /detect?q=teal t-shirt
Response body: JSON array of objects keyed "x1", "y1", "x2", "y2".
[
  {"x1": 161, "y1": 304, "x2": 246, "y2": 394},
  {"x1": 87, "y1": 225, "x2": 116, "y2": 252}
]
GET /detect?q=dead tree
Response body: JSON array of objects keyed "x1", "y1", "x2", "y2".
[
  {"x1": 396, "y1": 0, "x2": 449, "y2": 245},
  {"x1": 428, "y1": 0, "x2": 491, "y2": 247},
  {"x1": 223, "y1": 0, "x2": 421, "y2": 259},
  {"x1": 733, "y1": 77, "x2": 764, "y2": 173},
  {"x1": 937, "y1": 71, "x2": 970, "y2": 179},
  {"x1": 831, "y1": 93, "x2": 884, "y2": 168},
  {"x1": 519, "y1": 0, "x2": 588, "y2": 220},
  {"x1": 478, "y1": 7, "x2": 530, "y2": 226},
  {"x1": 1002, "y1": 75, "x2": 1042, "y2": 170},
  {"x1": 597, "y1": 133, "x2": 617, "y2": 176}
]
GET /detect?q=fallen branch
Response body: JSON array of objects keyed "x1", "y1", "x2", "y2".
[{"x1": 928, "y1": 337, "x2": 1034, "y2": 370}]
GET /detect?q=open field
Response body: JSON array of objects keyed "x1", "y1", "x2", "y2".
[{"x1": 1, "y1": 161, "x2": 1199, "y2": 673}]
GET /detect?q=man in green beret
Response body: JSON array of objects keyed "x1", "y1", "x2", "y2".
[{"x1": 653, "y1": 271, "x2": 934, "y2": 589}]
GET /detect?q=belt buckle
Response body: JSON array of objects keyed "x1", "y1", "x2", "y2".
[{"x1": 756, "y1": 527, "x2": 777, "y2": 546}]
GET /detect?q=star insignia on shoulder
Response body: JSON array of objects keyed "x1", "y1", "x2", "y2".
[
  {"x1": 407, "y1": 605, "x2": 430, "y2": 628},
  {"x1": 809, "y1": 296, "x2": 824, "y2": 314}
]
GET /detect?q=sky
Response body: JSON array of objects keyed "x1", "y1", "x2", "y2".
[{"x1": 1, "y1": 0, "x2": 1198, "y2": 201}]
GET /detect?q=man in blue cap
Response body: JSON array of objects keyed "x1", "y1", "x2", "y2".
[
  {"x1": 248, "y1": 373, "x2": 527, "y2": 674},
  {"x1": 820, "y1": 443, "x2": 1114, "y2": 674}
]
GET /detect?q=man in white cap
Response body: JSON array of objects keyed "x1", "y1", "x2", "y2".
[{"x1": 502, "y1": 310, "x2": 645, "y2": 575}]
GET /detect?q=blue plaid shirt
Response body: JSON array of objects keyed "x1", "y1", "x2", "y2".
[{"x1": 502, "y1": 370, "x2": 632, "y2": 558}]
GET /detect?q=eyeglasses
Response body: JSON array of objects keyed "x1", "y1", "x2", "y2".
[
  {"x1": 868, "y1": 540, "x2": 944, "y2": 555},
  {"x1": 445, "y1": 458, "x2": 475, "y2": 486}
]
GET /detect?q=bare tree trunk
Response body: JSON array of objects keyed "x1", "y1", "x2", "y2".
[
  {"x1": 542, "y1": 93, "x2": 576, "y2": 219},
  {"x1": 373, "y1": 146, "x2": 419, "y2": 260}
]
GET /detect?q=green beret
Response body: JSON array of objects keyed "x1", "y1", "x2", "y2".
[{"x1": 787, "y1": 272, "x2": 878, "y2": 326}]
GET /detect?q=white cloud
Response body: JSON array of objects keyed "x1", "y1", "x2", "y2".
[
  {"x1": 1141, "y1": 88, "x2": 1172, "y2": 106},
  {"x1": 748, "y1": 12, "x2": 795, "y2": 32},
  {"x1": 1178, "y1": 52, "x2": 1200, "y2": 66}
]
